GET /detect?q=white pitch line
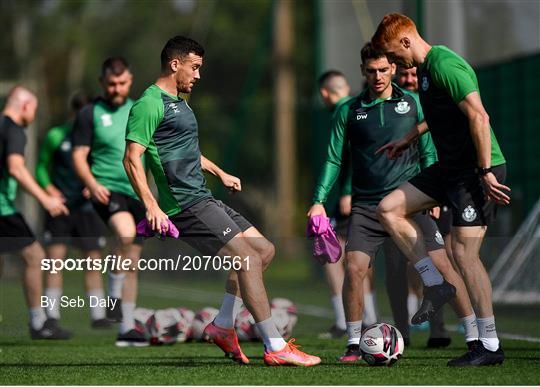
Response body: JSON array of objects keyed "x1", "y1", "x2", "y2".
[{"x1": 141, "y1": 283, "x2": 540, "y2": 344}]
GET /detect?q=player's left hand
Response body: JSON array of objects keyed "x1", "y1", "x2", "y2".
[
  {"x1": 481, "y1": 172, "x2": 511, "y2": 205},
  {"x1": 220, "y1": 172, "x2": 242, "y2": 193}
]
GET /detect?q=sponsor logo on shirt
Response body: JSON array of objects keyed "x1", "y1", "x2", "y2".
[
  {"x1": 462, "y1": 205, "x2": 477, "y2": 222},
  {"x1": 394, "y1": 101, "x2": 410, "y2": 114},
  {"x1": 421, "y1": 76, "x2": 429, "y2": 91},
  {"x1": 100, "y1": 114, "x2": 113, "y2": 127},
  {"x1": 356, "y1": 111, "x2": 368, "y2": 120},
  {"x1": 169, "y1": 103, "x2": 180, "y2": 114}
]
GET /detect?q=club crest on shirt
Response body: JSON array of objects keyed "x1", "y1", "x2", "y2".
[
  {"x1": 394, "y1": 101, "x2": 410, "y2": 114},
  {"x1": 421, "y1": 76, "x2": 429, "y2": 91},
  {"x1": 462, "y1": 205, "x2": 477, "y2": 222},
  {"x1": 100, "y1": 114, "x2": 113, "y2": 127}
]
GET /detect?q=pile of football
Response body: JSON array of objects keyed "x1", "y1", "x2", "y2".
[
  {"x1": 133, "y1": 297, "x2": 298, "y2": 345},
  {"x1": 359, "y1": 323, "x2": 405, "y2": 366}
]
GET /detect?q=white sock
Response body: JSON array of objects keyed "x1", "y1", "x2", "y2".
[
  {"x1": 108, "y1": 272, "x2": 125, "y2": 299},
  {"x1": 331, "y1": 294, "x2": 346, "y2": 330},
  {"x1": 460, "y1": 314, "x2": 479, "y2": 343},
  {"x1": 119, "y1": 301, "x2": 135, "y2": 334},
  {"x1": 407, "y1": 293, "x2": 419, "y2": 323},
  {"x1": 362, "y1": 292, "x2": 377, "y2": 326},
  {"x1": 87, "y1": 288, "x2": 106, "y2": 321},
  {"x1": 414, "y1": 257, "x2": 444, "y2": 286},
  {"x1": 477, "y1": 316, "x2": 499, "y2": 351},
  {"x1": 29, "y1": 307, "x2": 47, "y2": 330},
  {"x1": 346, "y1": 320, "x2": 363, "y2": 346},
  {"x1": 44, "y1": 288, "x2": 62, "y2": 319},
  {"x1": 214, "y1": 293, "x2": 243, "y2": 329},
  {"x1": 255, "y1": 317, "x2": 287, "y2": 352}
]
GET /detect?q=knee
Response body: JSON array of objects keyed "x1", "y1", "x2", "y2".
[
  {"x1": 260, "y1": 242, "x2": 275, "y2": 268},
  {"x1": 345, "y1": 256, "x2": 369, "y2": 280},
  {"x1": 376, "y1": 200, "x2": 397, "y2": 226}
]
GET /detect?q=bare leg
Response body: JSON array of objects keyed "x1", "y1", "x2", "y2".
[
  {"x1": 45, "y1": 244, "x2": 67, "y2": 290},
  {"x1": 343, "y1": 251, "x2": 371, "y2": 341},
  {"x1": 20, "y1": 241, "x2": 46, "y2": 308}
]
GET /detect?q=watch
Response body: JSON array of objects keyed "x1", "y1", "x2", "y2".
[{"x1": 477, "y1": 167, "x2": 492, "y2": 176}]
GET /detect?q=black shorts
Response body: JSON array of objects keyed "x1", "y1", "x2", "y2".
[
  {"x1": 0, "y1": 213, "x2": 36, "y2": 253},
  {"x1": 435, "y1": 205, "x2": 452, "y2": 237},
  {"x1": 43, "y1": 205, "x2": 108, "y2": 251},
  {"x1": 410, "y1": 163, "x2": 507, "y2": 227},
  {"x1": 170, "y1": 197, "x2": 253, "y2": 256},
  {"x1": 346, "y1": 204, "x2": 445, "y2": 258},
  {"x1": 330, "y1": 214, "x2": 350, "y2": 239},
  {"x1": 92, "y1": 191, "x2": 146, "y2": 224}
]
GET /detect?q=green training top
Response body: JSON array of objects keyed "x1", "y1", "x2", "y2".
[
  {"x1": 0, "y1": 116, "x2": 27, "y2": 216},
  {"x1": 72, "y1": 98, "x2": 138, "y2": 198},
  {"x1": 36, "y1": 122, "x2": 87, "y2": 209},
  {"x1": 125, "y1": 84, "x2": 212, "y2": 216},
  {"x1": 418, "y1": 45, "x2": 505, "y2": 169},
  {"x1": 313, "y1": 84, "x2": 438, "y2": 206}
]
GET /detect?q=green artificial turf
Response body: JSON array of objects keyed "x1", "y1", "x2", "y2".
[{"x1": 1, "y1": 258, "x2": 540, "y2": 385}]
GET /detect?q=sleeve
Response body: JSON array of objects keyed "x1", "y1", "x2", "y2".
[
  {"x1": 312, "y1": 104, "x2": 349, "y2": 204},
  {"x1": 338, "y1": 146, "x2": 352, "y2": 196},
  {"x1": 5, "y1": 126, "x2": 26, "y2": 156},
  {"x1": 35, "y1": 128, "x2": 64, "y2": 188},
  {"x1": 72, "y1": 104, "x2": 94, "y2": 147},
  {"x1": 418, "y1": 132, "x2": 438, "y2": 170},
  {"x1": 430, "y1": 56, "x2": 478, "y2": 105},
  {"x1": 125, "y1": 97, "x2": 163, "y2": 147}
]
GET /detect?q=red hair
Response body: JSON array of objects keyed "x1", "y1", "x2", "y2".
[{"x1": 372, "y1": 13, "x2": 417, "y2": 49}]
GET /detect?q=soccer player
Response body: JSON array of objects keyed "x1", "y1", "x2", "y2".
[
  {"x1": 307, "y1": 43, "x2": 475, "y2": 362},
  {"x1": 316, "y1": 70, "x2": 378, "y2": 338},
  {"x1": 0, "y1": 86, "x2": 71, "y2": 339},
  {"x1": 72, "y1": 58, "x2": 146, "y2": 346},
  {"x1": 395, "y1": 65, "x2": 452, "y2": 348},
  {"x1": 372, "y1": 13, "x2": 507, "y2": 366},
  {"x1": 123, "y1": 35, "x2": 320, "y2": 366},
  {"x1": 36, "y1": 92, "x2": 111, "y2": 329}
]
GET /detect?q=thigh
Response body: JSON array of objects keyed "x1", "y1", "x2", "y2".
[
  {"x1": 346, "y1": 205, "x2": 386, "y2": 261},
  {"x1": 0, "y1": 214, "x2": 36, "y2": 253},
  {"x1": 408, "y1": 163, "x2": 448, "y2": 206},
  {"x1": 171, "y1": 198, "x2": 244, "y2": 256},
  {"x1": 380, "y1": 182, "x2": 440, "y2": 218},
  {"x1": 411, "y1": 212, "x2": 446, "y2": 252}
]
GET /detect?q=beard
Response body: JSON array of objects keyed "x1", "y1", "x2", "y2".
[{"x1": 108, "y1": 94, "x2": 127, "y2": 107}]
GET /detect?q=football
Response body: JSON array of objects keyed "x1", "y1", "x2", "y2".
[
  {"x1": 359, "y1": 323, "x2": 404, "y2": 366},
  {"x1": 151, "y1": 308, "x2": 183, "y2": 345},
  {"x1": 176, "y1": 307, "x2": 195, "y2": 343},
  {"x1": 189, "y1": 307, "x2": 219, "y2": 341},
  {"x1": 235, "y1": 306, "x2": 258, "y2": 341},
  {"x1": 133, "y1": 307, "x2": 155, "y2": 338}
]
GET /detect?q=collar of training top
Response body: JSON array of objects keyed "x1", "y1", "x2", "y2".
[{"x1": 359, "y1": 83, "x2": 405, "y2": 108}]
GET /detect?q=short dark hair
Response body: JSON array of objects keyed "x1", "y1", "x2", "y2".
[
  {"x1": 360, "y1": 42, "x2": 386, "y2": 65},
  {"x1": 318, "y1": 70, "x2": 345, "y2": 88},
  {"x1": 70, "y1": 91, "x2": 90, "y2": 112},
  {"x1": 101, "y1": 57, "x2": 129, "y2": 78},
  {"x1": 161, "y1": 36, "x2": 205, "y2": 70}
]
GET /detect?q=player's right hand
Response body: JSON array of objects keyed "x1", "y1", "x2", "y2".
[
  {"x1": 90, "y1": 183, "x2": 111, "y2": 205},
  {"x1": 146, "y1": 203, "x2": 169, "y2": 233},
  {"x1": 43, "y1": 196, "x2": 69, "y2": 217},
  {"x1": 46, "y1": 185, "x2": 66, "y2": 202},
  {"x1": 307, "y1": 203, "x2": 327, "y2": 218},
  {"x1": 375, "y1": 138, "x2": 410, "y2": 159}
]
